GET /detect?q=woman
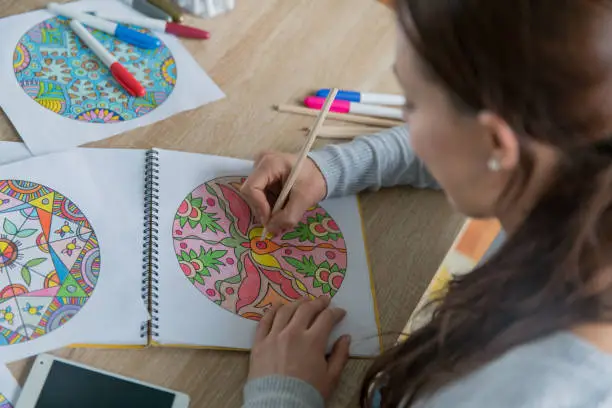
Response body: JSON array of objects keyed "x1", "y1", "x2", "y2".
[{"x1": 241, "y1": 0, "x2": 612, "y2": 406}]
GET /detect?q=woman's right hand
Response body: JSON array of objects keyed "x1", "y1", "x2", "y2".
[{"x1": 241, "y1": 151, "x2": 327, "y2": 235}]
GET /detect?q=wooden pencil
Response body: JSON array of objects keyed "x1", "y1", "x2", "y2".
[
  {"x1": 275, "y1": 104, "x2": 403, "y2": 127},
  {"x1": 261, "y1": 89, "x2": 340, "y2": 241}
]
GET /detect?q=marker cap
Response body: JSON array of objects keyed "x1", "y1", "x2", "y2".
[
  {"x1": 316, "y1": 89, "x2": 361, "y2": 102},
  {"x1": 110, "y1": 63, "x2": 146, "y2": 97},
  {"x1": 304, "y1": 96, "x2": 350, "y2": 113},
  {"x1": 166, "y1": 22, "x2": 210, "y2": 39},
  {"x1": 115, "y1": 25, "x2": 161, "y2": 49}
]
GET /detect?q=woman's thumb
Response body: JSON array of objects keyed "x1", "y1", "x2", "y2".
[{"x1": 327, "y1": 335, "x2": 350, "y2": 383}]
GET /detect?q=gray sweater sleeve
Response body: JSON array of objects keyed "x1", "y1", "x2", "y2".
[
  {"x1": 242, "y1": 127, "x2": 439, "y2": 408},
  {"x1": 242, "y1": 376, "x2": 324, "y2": 408},
  {"x1": 242, "y1": 333, "x2": 612, "y2": 408},
  {"x1": 308, "y1": 126, "x2": 440, "y2": 198}
]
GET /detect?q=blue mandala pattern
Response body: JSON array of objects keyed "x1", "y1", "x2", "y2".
[{"x1": 13, "y1": 17, "x2": 177, "y2": 123}]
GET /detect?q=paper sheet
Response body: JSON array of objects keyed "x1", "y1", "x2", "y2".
[
  {"x1": 398, "y1": 219, "x2": 502, "y2": 342},
  {"x1": 0, "y1": 0, "x2": 224, "y2": 156},
  {"x1": 155, "y1": 149, "x2": 380, "y2": 356},
  {"x1": 0, "y1": 142, "x2": 32, "y2": 165},
  {"x1": 0, "y1": 148, "x2": 149, "y2": 363},
  {"x1": 0, "y1": 365, "x2": 20, "y2": 408}
]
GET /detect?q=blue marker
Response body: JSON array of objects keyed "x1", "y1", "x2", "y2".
[
  {"x1": 316, "y1": 88, "x2": 405, "y2": 106},
  {"x1": 48, "y1": 3, "x2": 161, "y2": 49}
]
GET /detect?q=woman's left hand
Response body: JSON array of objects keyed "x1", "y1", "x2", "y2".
[{"x1": 247, "y1": 297, "x2": 351, "y2": 400}]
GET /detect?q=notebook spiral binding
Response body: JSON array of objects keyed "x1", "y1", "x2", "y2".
[{"x1": 141, "y1": 149, "x2": 160, "y2": 341}]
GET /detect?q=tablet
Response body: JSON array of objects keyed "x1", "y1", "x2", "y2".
[{"x1": 16, "y1": 354, "x2": 190, "y2": 408}]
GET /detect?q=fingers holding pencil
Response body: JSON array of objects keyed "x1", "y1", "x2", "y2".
[
  {"x1": 242, "y1": 153, "x2": 327, "y2": 235},
  {"x1": 258, "y1": 88, "x2": 339, "y2": 241}
]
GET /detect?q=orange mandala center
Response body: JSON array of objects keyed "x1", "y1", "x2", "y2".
[{"x1": 0, "y1": 239, "x2": 17, "y2": 268}]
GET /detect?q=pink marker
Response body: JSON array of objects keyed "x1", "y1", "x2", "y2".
[{"x1": 304, "y1": 96, "x2": 403, "y2": 120}]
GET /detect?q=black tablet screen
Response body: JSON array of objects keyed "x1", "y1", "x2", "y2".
[{"x1": 34, "y1": 361, "x2": 176, "y2": 408}]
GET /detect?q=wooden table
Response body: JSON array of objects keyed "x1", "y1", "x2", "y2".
[{"x1": 0, "y1": 1, "x2": 464, "y2": 406}]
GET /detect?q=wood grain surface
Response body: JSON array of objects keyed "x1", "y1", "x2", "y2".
[{"x1": 0, "y1": 1, "x2": 464, "y2": 406}]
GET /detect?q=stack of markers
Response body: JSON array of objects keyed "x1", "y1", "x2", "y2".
[
  {"x1": 123, "y1": 0, "x2": 236, "y2": 21},
  {"x1": 121, "y1": 0, "x2": 185, "y2": 22},
  {"x1": 307, "y1": 89, "x2": 404, "y2": 120},
  {"x1": 47, "y1": 2, "x2": 210, "y2": 97},
  {"x1": 275, "y1": 88, "x2": 406, "y2": 140}
]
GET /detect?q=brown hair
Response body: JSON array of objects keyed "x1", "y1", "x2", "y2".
[{"x1": 362, "y1": 1, "x2": 612, "y2": 406}]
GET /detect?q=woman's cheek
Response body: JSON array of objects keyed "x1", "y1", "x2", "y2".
[
  {"x1": 408, "y1": 125, "x2": 431, "y2": 161},
  {"x1": 402, "y1": 109, "x2": 411, "y2": 124}
]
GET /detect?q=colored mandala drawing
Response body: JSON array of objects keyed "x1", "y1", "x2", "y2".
[
  {"x1": 0, "y1": 393, "x2": 12, "y2": 408},
  {"x1": 173, "y1": 176, "x2": 347, "y2": 321},
  {"x1": 0, "y1": 180, "x2": 100, "y2": 344},
  {"x1": 13, "y1": 17, "x2": 177, "y2": 123}
]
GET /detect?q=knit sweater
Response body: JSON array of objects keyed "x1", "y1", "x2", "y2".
[{"x1": 242, "y1": 126, "x2": 612, "y2": 408}]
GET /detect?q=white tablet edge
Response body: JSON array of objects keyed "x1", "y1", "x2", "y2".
[{"x1": 16, "y1": 354, "x2": 190, "y2": 408}]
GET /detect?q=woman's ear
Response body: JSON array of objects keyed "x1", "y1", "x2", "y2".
[{"x1": 477, "y1": 111, "x2": 520, "y2": 171}]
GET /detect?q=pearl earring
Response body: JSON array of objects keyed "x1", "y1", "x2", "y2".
[{"x1": 487, "y1": 157, "x2": 501, "y2": 172}]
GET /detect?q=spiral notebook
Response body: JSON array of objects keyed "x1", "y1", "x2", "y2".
[{"x1": 0, "y1": 147, "x2": 380, "y2": 363}]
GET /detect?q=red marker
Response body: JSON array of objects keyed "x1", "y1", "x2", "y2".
[
  {"x1": 95, "y1": 12, "x2": 210, "y2": 39},
  {"x1": 70, "y1": 20, "x2": 146, "y2": 97}
]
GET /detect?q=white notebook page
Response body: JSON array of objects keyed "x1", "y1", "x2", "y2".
[
  {"x1": 0, "y1": 363, "x2": 20, "y2": 406},
  {"x1": 0, "y1": 141, "x2": 32, "y2": 165},
  {"x1": 0, "y1": 148, "x2": 148, "y2": 363},
  {"x1": 155, "y1": 148, "x2": 380, "y2": 356}
]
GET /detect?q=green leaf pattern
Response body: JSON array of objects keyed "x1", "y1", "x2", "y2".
[
  {"x1": 282, "y1": 255, "x2": 345, "y2": 296},
  {"x1": 175, "y1": 193, "x2": 226, "y2": 234},
  {"x1": 20, "y1": 267, "x2": 31, "y2": 286},
  {"x1": 199, "y1": 212, "x2": 224, "y2": 234},
  {"x1": 281, "y1": 213, "x2": 343, "y2": 243},
  {"x1": 284, "y1": 255, "x2": 318, "y2": 277},
  {"x1": 19, "y1": 258, "x2": 46, "y2": 287},
  {"x1": 3, "y1": 218, "x2": 42, "y2": 239},
  {"x1": 25, "y1": 258, "x2": 46, "y2": 268},
  {"x1": 282, "y1": 222, "x2": 315, "y2": 243},
  {"x1": 181, "y1": 247, "x2": 227, "y2": 284},
  {"x1": 16, "y1": 229, "x2": 37, "y2": 238},
  {"x1": 2, "y1": 219, "x2": 17, "y2": 236}
]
